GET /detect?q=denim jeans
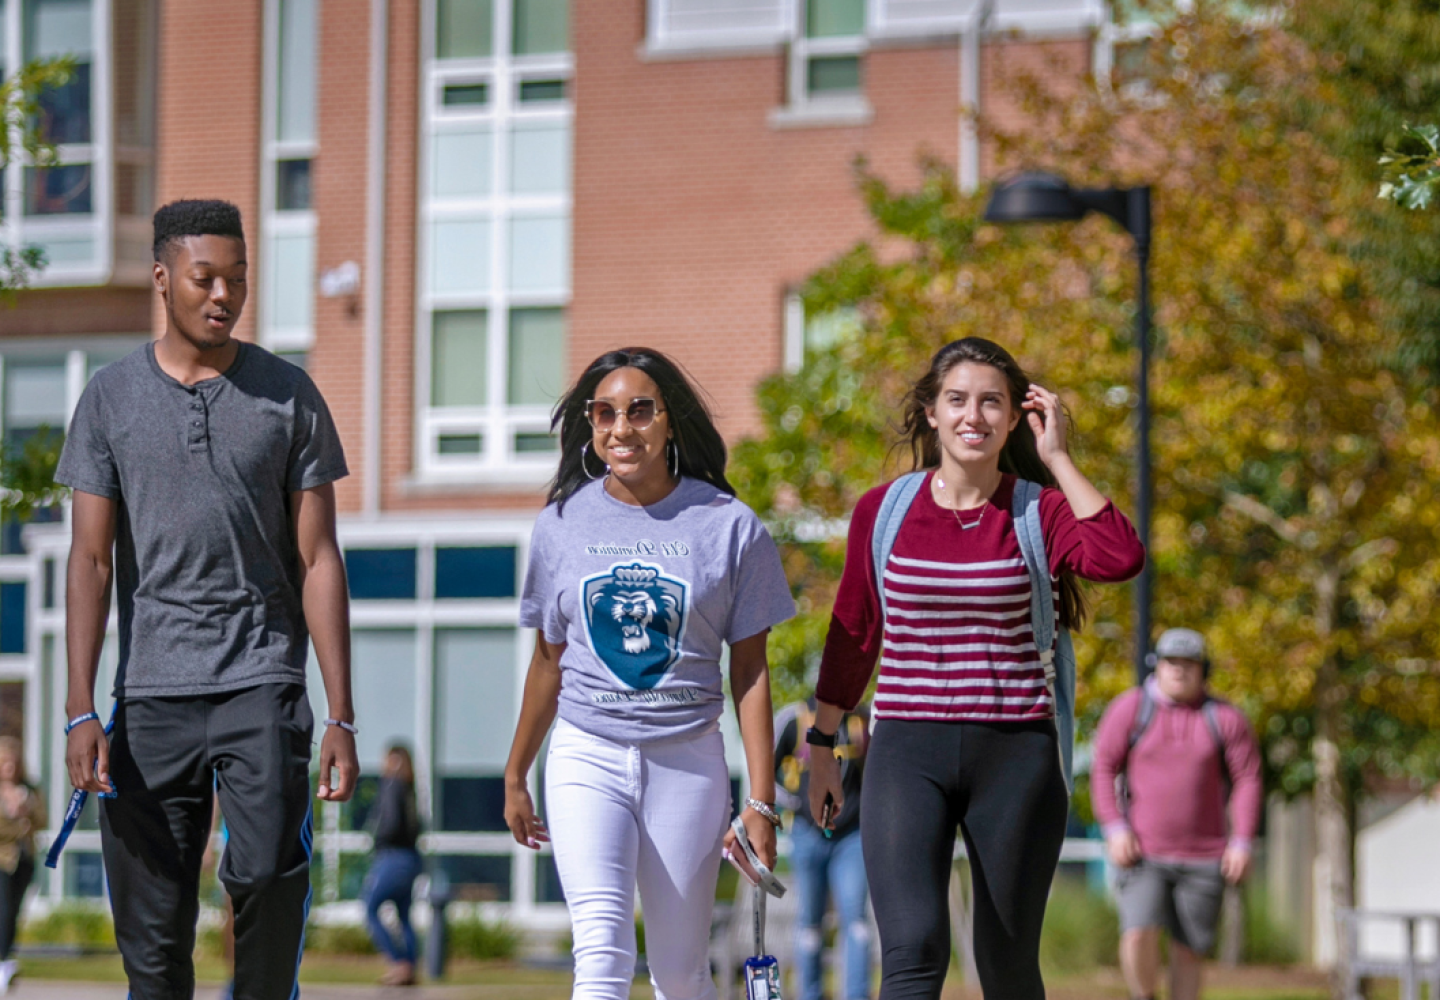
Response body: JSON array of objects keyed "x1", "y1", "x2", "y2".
[
  {"x1": 364, "y1": 848, "x2": 423, "y2": 963},
  {"x1": 791, "y1": 820, "x2": 872, "y2": 1000}
]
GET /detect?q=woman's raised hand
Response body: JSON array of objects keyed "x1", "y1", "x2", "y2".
[
  {"x1": 503, "y1": 779, "x2": 550, "y2": 850},
  {"x1": 1023, "y1": 383, "x2": 1069, "y2": 467}
]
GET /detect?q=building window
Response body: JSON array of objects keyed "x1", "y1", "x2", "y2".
[
  {"x1": 790, "y1": 0, "x2": 865, "y2": 106},
  {"x1": 0, "y1": 583, "x2": 27, "y2": 655},
  {"x1": 435, "y1": 546, "x2": 517, "y2": 599},
  {"x1": 2, "y1": 0, "x2": 156, "y2": 281},
  {"x1": 0, "y1": 345, "x2": 135, "y2": 553},
  {"x1": 420, "y1": 0, "x2": 571, "y2": 478},
  {"x1": 345, "y1": 548, "x2": 419, "y2": 600},
  {"x1": 433, "y1": 627, "x2": 516, "y2": 833},
  {"x1": 260, "y1": 0, "x2": 318, "y2": 356},
  {"x1": 65, "y1": 853, "x2": 105, "y2": 897},
  {"x1": 349, "y1": 629, "x2": 419, "y2": 791},
  {"x1": 782, "y1": 292, "x2": 862, "y2": 371}
]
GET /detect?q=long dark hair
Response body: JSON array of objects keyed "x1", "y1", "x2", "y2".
[
  {"x1": 899, "y1": 337, "x2": 1088, "y2": 630},
  {"x1": 547, "y1": 348, "x2": 735, "y2": 511}
]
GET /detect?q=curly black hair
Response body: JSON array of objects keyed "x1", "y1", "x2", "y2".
[{"x1": 152, "y1": 199, "x2": 245, "y2": 262}]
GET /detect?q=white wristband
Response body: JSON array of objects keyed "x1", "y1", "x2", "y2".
[{"x1": 324, "y1": 718, "x2": 358, "y2": 734}]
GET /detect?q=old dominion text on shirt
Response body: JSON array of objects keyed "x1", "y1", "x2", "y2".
[{"x1": 520, "y1": 477, "x2": 795, "y2": 745}]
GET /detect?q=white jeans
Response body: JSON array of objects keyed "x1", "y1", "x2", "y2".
[{"x1": 546, "y1": 718, "x2": 731, "y2": 1000}]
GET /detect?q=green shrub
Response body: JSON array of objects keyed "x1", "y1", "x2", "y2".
[
  {"x1": 17, "y1": 903, "x2": 116, "y2": 950},
  {"x1": 447, "y1": 914, "x2": 520, "y2": 961},
  {"x1": 1242, "y1": 882, "x2": 1299, "y2": 965},
  {"x1": 1039, "y1": 876, "x2": 1120, "y2": 974},
  {"x1": 304, "y1": 921, "x2": 377, "y2": 956}
]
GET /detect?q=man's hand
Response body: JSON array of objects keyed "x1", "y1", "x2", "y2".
[
  {"x1": 1106, "y1": 829, "x2": 1142, "y2": 868},
  {"x1": 808, "y1": 748, "x2": 843, "y2": 831},
  {"x1": 316, "y1": 725, "x2": 358, "y2": 802},
  {"x1": 1221, "y1": 845, "x2": 1252, "y2": 885},
  {"x1": 65, "y1": 719, "x2": 114, "y2": 795}
]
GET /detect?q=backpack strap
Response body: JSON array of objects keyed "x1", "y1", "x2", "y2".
[
  {"x1": 1128, "y1": 684, "x2": 1157, "y2": 753},
  {"x1": 1010, "y1": 479, "x2": 1075, "y2": 792},
  {"x1": 871, "y1": 472, "x2": 928, "y2": 625},
  {"x1": 1011, "y1": 479, "x2": 1055, "y2": 672},
  {"x1": 1202, "y1": 698, "x2": 1233, "y2": 797}
]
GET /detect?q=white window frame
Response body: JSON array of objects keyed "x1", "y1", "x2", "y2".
[
  {"x1": 769, "y1": 0, "x2": 874, "y2": 127},
  {"x1": 414, "y1": 0, "x2": 572, "y2": 485},
  {"x1": 258, "y1": 0, "x2": 318, "y2": 356},
  {"x1": 0, "y1": 0, "x2": 121, "y2": 287}
]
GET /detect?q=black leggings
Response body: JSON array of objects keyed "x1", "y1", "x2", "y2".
[
  {"x1": 861, "y1": 719, "x2": 1069, "y2": 1000},
  {"x1": 0, "y1": 854, "x2": 34, "y2": 959}
]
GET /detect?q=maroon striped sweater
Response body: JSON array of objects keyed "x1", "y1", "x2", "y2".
[{"x1": 817, "y1": 473, "x2": 1145, "y2": 723}]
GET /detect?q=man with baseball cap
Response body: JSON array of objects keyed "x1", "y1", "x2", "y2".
[{"x1": 1090, "y1": 628, "x2": 1263, "y2": 1000}]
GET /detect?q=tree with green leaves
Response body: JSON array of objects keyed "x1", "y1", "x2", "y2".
[
  {"x1": 731, "y1": 2, "x2": 1440, "y2": 988},
  {"x1": 1379, "y1": 123, "x2": 1440, "y2": 210},
  {"x1": 1287, "y1": 0, "x2": 1440, "y2": 371},
  {"x1": 0, "y1": 57, "x2": 74, "y2": 293}
]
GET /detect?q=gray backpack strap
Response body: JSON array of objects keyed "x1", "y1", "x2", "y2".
[
  {"x1": 871, "y1": 472, "x2": 928, "y2": 625},
  {"x1": 1202, "y1": 698, "x2": 1233, "y2": 796},
  {"x1": 1010, "y1": 479, "x2": 1055, "y2": 674},
  {"x1": 1128, "y1": 685, "x2": 1157, "y2": 752},
  {"x1": 1011, "y1": 478, "x2": 1076, "y2": 792}
]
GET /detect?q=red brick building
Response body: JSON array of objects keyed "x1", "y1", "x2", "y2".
[{"x1": 1, "y1": 0, "x2": 1107, "y2": 918}]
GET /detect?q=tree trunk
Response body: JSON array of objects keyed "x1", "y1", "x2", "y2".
[{"x1": 1312, "y1": 567, "x2": 1353, "y2": 999}]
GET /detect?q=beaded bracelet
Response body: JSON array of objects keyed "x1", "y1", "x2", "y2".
[
  {"x1": 64, "y1": 712, "x2": 100, "y2": 735},
  {"x1": 744, "y1": 797, "x2": 784, "y2": 829},
  {"x1": 323, "y1": 719, "x2": 359, "y2": 734}
]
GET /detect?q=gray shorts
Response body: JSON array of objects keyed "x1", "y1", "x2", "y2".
[{"x1": 1113, "y1": 858, "x2": 1226, "y2": 954}]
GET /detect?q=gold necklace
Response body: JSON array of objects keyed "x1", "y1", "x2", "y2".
[{"x1": 933, "y1": 474, "x2": 987, "y2": 531}]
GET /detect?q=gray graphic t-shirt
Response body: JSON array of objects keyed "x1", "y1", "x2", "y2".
[{"x1": 520, "y1": 477, "x2": 795, "y2": 744}]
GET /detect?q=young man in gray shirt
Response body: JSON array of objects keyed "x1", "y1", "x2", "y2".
[{"x1": 57, "y1": 200, "x2": 358, "y2": 1000}]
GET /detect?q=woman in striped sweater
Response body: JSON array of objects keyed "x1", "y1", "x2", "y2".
[{"x1": 806, "y1": 337, "x2": 1145, "y2": 1000}]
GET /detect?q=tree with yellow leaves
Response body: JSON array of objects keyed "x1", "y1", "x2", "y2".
[{"x1": 731, "y1": 2, "x2": 1440, "y2": 985}]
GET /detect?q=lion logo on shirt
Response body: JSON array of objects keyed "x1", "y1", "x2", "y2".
[{"x1": 581, "y1": 561, "x2": 689, "y2": 690}]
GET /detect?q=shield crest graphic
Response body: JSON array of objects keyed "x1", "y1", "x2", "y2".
[{"x1": 581, "y1": 561, "x2": 689, "y2": 690}]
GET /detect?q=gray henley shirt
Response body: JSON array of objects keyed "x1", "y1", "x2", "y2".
[{"x1": 55, "y1": 341, "x2": 349, "y2": 698}]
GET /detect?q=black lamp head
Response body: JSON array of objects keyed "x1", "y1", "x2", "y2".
[{"x1": 984, "y1": 171, "x2": 1088, "y2": 224}]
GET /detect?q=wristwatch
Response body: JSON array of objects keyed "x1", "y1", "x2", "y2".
[{"x1": 804, "y1": 726, "x2": 839, "y2": 749}]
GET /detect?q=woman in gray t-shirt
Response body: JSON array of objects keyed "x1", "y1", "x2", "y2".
[{"x1": 505, "y1": 348, "x2": 794, "y2": 1000}]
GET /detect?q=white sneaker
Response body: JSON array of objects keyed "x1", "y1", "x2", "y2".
[{"x1": 0, "y1": 958, "x2": 16, "y2": 994}]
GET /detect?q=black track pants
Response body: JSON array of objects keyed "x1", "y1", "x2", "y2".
[
  {"x1": 101, "y1": 683, "x2": 314, "y2": 1000},
  {"x1": 861, "y1": 719, "x2": 1069, "y2": 1000}
]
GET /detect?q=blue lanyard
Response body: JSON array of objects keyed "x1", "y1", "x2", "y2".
[{"x1": 44, "y1": 709, "x2": 117, "y2": 870}]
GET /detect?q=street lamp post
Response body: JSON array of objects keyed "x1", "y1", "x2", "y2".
[{"x1": 984, "y1": 172, "x2": 1153, "y2": 682}]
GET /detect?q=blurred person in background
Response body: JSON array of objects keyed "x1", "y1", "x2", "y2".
[
  {"x1": 774, "y1": 698, "x2": 872, "y2": 1000},
  {"x1": 364, "y1": 744, "x2": 423, "y2": 987},
  {"x1": 1091, "y1": 627, "x2": 1263, "y2": 1000},
  {"x1": 0, "y1": 736, "x2": 44, "y2": 994}
]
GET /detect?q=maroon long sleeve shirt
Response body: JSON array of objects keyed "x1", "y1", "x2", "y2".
[
  {"x1": 816, "y1": 473, "x2": 1145, "y2": 722},
  {"x1": 1090, "y1": 677, "x2": 1264, "y2": 859}
]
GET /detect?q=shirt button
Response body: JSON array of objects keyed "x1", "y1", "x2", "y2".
[
  {"x1": 191, "y1": 403, "x2": 202, "y2": 411},
  {"x1": 192, "y1": 420, "x2": 202, "y2": 427}
]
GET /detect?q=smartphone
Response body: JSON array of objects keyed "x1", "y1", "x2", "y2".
[{"x1": 724, "y1": 845, "x2": 763, "y2": 887}]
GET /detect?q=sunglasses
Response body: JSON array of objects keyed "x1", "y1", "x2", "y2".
[{"x1": 584, "y1": 397, "x2": 665, "y2": 432}]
